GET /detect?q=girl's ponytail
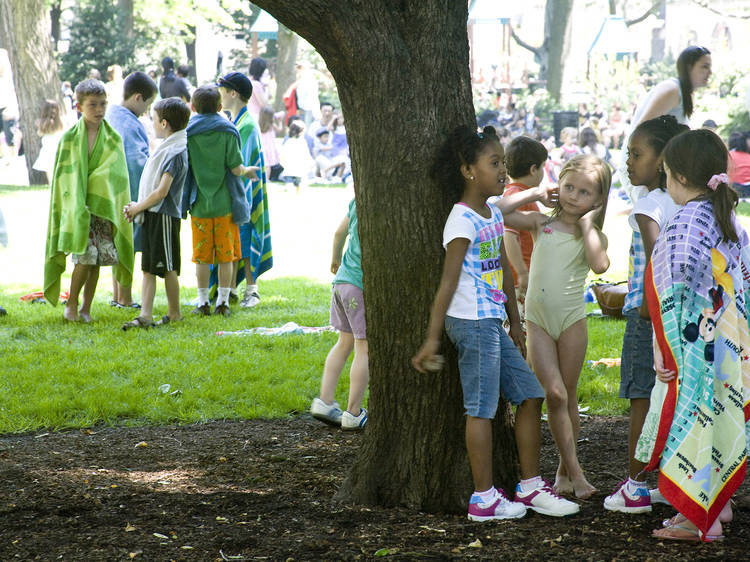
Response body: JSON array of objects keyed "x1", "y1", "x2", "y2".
[
  {"x1": 431, "y1": 125, "x2": 500, "y2": 204},
  {"x1": 708, "y1": 177, "x2": 739, "y2": 243},
  {"x1": 663, "y1": 129, "x2": 738, "y2": 242}
]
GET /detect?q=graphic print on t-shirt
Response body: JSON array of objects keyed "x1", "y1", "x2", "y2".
[{"x1": 478, "y1": 221, "x2": 505, "y2": 304}]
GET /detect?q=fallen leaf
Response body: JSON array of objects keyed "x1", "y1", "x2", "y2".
[
  {"x1": 216, "y1": 516, "x2": 229, "y2": 523},
  {"x1": 219, "y1": 457, "x2": 227, "y2": 463},
  {"x1": 125, "y1": 522, "x2": 136, "y2": 532},
  {"x1": 418, "y1": 525, "x2": 446, "y2": 534},
  {"x1": 134, "y1": 441, "x2": 148, "y2": 448},
  {"x1": 468, "y1": 539, "x2": 482, "y2": 548},
  {"x1": 181, "y1": 545, "x2": 194, "y2": 550},
  {"x1": 152, "y1": 532, "x2": 169, "y2": 539}
]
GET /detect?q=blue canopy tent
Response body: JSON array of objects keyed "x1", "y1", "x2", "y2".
[
  {"x1": 249, "y1": 10, "x2": 278, "y2": 57},
  {"x1": 588, "y1": 16, "x2": 638, "y2": 61}
]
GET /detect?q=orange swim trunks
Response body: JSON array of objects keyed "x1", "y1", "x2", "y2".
[{"x1": 190, "y1": 214, "x2": 241, "y2": 264}]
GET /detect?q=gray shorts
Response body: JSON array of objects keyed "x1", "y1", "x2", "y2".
[
  {"x1": 619, "y1": 308, "x2": 655, "y2": 399},
  {"x1": 71, "y1": 215, "x2": 118, "y2": 266},
  {"x1": 330, "y1": 283, "x2": 366, "y2": 339}
]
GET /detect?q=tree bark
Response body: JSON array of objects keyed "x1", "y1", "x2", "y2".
[
  {"x1": 185, "y1": 25, "x2": 197, "y2": 82},
  {"x1": 50, "y1": 0, "x2": 62, "y2": 49},
  {"x1": 543, "y1": 0, "x2": 573, "y2": 102},
  {"x1": 0, "y1": 0, "x2": 64, "y2": 185},
  {"x1": 118, "y1": 0, "x2": 134, "y2": 41},
  {"x1": 273, "y1": 23, "x2": 297, "y2": 113},
  {"x1": 254, "y1": 0, "x2": 519, "y2": 512},
  {"x1": 510, "y1": 0, "x2": 574, "y2": 101}
]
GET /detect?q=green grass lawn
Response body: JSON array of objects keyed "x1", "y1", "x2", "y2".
[
  {"x1": 0, "y1": 281, "x2": 627, "y2": 433},
  {"x1": 0, "y1": 278, "x2": 347, "y2": 433},
  {"x1": 0, "y1": 183, "x2": 639, "y2": 433}
]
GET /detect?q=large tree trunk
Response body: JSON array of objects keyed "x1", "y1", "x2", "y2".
[
  {"x1": 185, "y1": 25, "x2": 197, "y2": 83},
  {"x1": 118, "y1": 0, "x2": 134, "y2": 42},
  {"x1": 273, "y1": 23, "x2": 297, "y2": 113},
  {"x1": 50, "y1": 0, "x2": 62, "y2": 49},
  {"x1": 0, "y1": 0, "x2": 64, "y2": 185},
  {"x1": 544, "y1": 0, "x2": 574, "y2": 103},
  {"x1": 254, "y1": 1, "x2": 519, "y2": 512},
  {"x1": 511, "y1": 0, "x2": 574, "y2": 101}
]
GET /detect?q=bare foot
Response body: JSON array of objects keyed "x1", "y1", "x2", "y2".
[
  {"x1": 719, "y1": 500, "x2": 733, "y2": 524},
  {"x1": 553, "y1": 474, "x2": 574, "y2": 496},
  {"x1": 79, "y1": 310, "x2": 92, "y2": 323},
  {"x1": 63, "y1": 307, "x2": 79, "y2": 322},
  {"x1": 572, "y1": 477, "x2": 597, "y2": 499}
]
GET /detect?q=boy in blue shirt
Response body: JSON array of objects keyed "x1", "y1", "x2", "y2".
[{"x1": 106, "y1": 71, "x2": 158, "y2": 308}]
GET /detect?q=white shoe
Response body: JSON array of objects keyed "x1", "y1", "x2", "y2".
[
  {"x1": 650, "y1": 488, "x2": 669, "y2": 505},
  {"x1": 514, "y1": 480, "x2": 580, "y2": 517},
  {"x1": 341, "y1": 408, "x2": 367, "y2": 430},
  {"x1": 468, "y1": 489, "x2": 527, "y2": 521},
  {"x1": 240, "y1": 289, "x2": 260, "y2": 308},
  {"x1": 310, "y1": 398, "x2": 342, "y2": 426}
]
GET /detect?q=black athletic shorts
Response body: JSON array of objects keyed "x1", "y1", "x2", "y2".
[{"x1": 141, "y1": 211, "x2": 181, "y2": 277}]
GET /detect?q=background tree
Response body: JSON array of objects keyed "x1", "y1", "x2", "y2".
[
  {"x1": 0, "y1": 0, "x2": 64, "y2": 185},
  {"x1": 58, "y1": 0, "x2": 137, "y2": 84},
  {"x1": 510, "y1": 0, "x2": 574, "y2": 102},
  {"x1": 273, "y1": 23, "x2": 298, "y2": 114},
  {"x1": 253, "y1": 0, "x2": 519, "y2": 511}
]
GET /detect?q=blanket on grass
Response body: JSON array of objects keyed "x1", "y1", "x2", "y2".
[
  {"x1": 637, "y1": 200, "x2": 750, "y2": 539},
  {"x1": 43, "y1": 118, "x2": 133, "y2": 304}
]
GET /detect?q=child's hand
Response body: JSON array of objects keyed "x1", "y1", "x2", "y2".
[
  {"x1": 331, "y1": 257, "x2": 341, "y2": 274},
  {"x1": 517, "y1": 272, "x2": 529, "y2": 293},
  {"x1": 412, "y1": 340, "x2": 443, "y2": 373},
  {"x1": 123, "y1": 203, "x2": 137, "y2": 222},
  {"x1": 536, "y1": 185, "x2": 558, "y2": 208},
  {"x1": 508, "y1": 322, "x2": 527, "y2": 358},
  {"x1": 578, "y1": 206, "x2": 601, "y2": 228},
  {"x1": 243, "y1": 166, "x2": 260, "y2": 180},
  {"x1": 653, "y1": 334, "x2": 676, "y2": 382}
]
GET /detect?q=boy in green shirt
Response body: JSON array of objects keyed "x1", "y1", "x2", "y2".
[{"x1": 182, "y1": 85, "x2": 257, "y2": 317}]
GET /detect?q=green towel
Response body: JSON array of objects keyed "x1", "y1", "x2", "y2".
[{"x1": 44, "y1": 118, "x2": 134, "y2": 304}]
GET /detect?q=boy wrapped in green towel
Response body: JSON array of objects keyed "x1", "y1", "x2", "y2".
[{"x1": 44, "y1": 79, "x2": 134, "y2": 322}]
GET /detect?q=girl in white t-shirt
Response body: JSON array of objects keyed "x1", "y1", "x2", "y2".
[
  {"x1": 413, "y1": 126, "x2": 579, "y2": 522},
  {"x1": 604, "y1": 115, "x2": 692, "y2": 513}
]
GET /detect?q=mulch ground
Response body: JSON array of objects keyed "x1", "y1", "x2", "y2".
[{"x1": 0, "y1": 416, "x2": 747, "y2": 561}]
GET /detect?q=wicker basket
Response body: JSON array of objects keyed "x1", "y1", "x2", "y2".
[{"x1": 591, "y1": 281, "x2": 628, "y2": 318}]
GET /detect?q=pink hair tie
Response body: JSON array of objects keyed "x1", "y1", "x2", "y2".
[{"x1": 707, "y1": 173, "x2": 728, "y2": 191}]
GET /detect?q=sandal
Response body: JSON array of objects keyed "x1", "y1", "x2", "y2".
[
  {"x1": 121, "y1": 317, "x2": 155, "y2": 331},
  {"x1": 653, "y1": 522, "x2": 724, "y2": 542},
  {"x1": 112, "y1": 301, "x2": 142, "y2": 309},
  {"x1": 663, "y1": 501, "x2": 734, "y2": 527},
  {"x1": 155, "y1": 315, "x2": 182, "y2": 326}
]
